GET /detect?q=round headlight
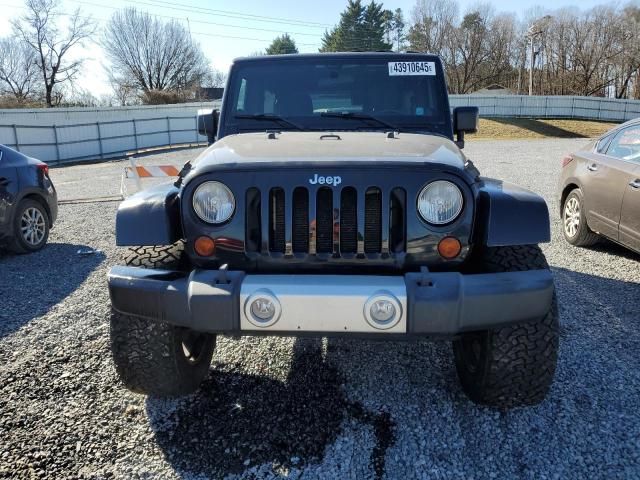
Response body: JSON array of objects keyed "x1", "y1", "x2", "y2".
[
  {"x1": 417, "y1": 180, "x2": 463, "y2": 225},
  {"x1": 193, "y1": 181, "x2": 235, "y2": 224}
]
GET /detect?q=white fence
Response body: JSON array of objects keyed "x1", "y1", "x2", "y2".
[
  {"x1": 0, "y1": 102, "x2": 220, "y2": 164},
  {"x1": 449, "y1": 95, "x2": 640, "y2": 122},
  {"x1": 1, "y1": 95, "x2": 639, "y2": 165}
]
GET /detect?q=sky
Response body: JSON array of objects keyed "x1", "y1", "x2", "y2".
[{"x1": 0, "y1": 0, "x2": 621, "y2": 99}]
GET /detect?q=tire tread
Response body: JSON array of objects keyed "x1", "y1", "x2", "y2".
[{"x1": 454, "y1": 245, "x2": 559, "y2": 408}]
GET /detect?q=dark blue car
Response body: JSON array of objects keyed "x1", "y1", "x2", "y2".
[{"x1": 0, "y1": 144, "x2": 58, "y2": 253}]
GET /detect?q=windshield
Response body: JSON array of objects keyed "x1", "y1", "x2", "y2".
[{"x1": 223, "y1": 56, "x2": 452, "y2": 138}]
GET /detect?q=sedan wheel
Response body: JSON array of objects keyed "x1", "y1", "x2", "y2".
[
  {"x1": 563, "y1": 197, "x2": 581, "y2": 238},
  {"x1": 561, "y1": 189, "x2": 599, "y2": 247},
  {"x1": 9, "y1": 199, "x2": 50, "y2": 253},
  {"x1": 20, "y1": 206, "x2": 47, "y2": 246}
]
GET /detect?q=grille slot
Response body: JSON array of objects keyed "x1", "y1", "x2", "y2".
[
  {"x1": 316, "y1": 187, "x2": 333, "y2": 253},
  {"x1": 292, "y1": 187, "x2": 309, "y2": 253},
  {"x1": 389, "y1": 188, "x2": 406, "y2": 253},
  {"x1": 340, "y1": 187, "x2": 357, "y2": 253},
  {"x1": 245, "y1": 188, "x2": 261, "y2": 252},
  {"x1": 364, "y1": 187, "x2": 382, "y2": 253},
  {"x1": 269, "y1": 188, "x2": 285, "y2": 253}
]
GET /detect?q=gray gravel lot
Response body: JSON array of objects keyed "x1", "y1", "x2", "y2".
[{"x1": 1, "y1": 138, "x2": 639, "y2": 479}]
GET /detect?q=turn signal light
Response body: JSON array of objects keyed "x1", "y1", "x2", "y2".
[
  {"x1": 561, "y1": 154, "x2": 574, "y2": 168},
  {"x1": 194, "y1": 236, "x2": 216, "y2": 256},
  {"x1": 438, "y1": 237, "x2": 462, "y2": 259}
]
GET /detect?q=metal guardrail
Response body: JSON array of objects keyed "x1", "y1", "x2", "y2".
[{"x1": 1, "y1": 96, "x2": 639, "y2": 165}]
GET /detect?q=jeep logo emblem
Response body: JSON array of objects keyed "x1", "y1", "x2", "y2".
[{"x1": 309, "y1": 174, "x2": 342, "y2": 186}]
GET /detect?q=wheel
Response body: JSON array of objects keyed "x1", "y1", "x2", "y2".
[
  {"x1": 110, "y1": 242, "x2": 216, "y2": 396},
  {"x1": 9, "y1": 199, "x2": 50, "y2": 253},
  {"x1": 562, "y1": 189, "x2": 599, "y2": 247},
  {"x1": 453, "y1": 245, "x2": 559, "y2": 408}
]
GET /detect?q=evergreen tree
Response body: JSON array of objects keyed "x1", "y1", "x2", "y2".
[
  {"x1": 265, "y1": 34, "x2": 299, "y2": 55},
  {"x1": 391, "y1": 8, "x2": 406, "y2": 51},
  {"x1": 320, "y1": 0, "x2": 391, "y2": 52}
]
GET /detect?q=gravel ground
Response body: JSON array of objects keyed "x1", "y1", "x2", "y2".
[{"x1": 1, "y1": 139, "x2": 639, "y2": 479}]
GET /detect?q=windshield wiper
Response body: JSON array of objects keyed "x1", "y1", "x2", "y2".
[
  {"x1": 234, "y1": 113, "x2": 304, "y2": 131},
  {"x1": 320, "y1": 112, "x2": 399, "y2": 131}
]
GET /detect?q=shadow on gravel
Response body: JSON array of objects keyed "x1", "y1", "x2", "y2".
[
  {"x1": 0, "y1": 243, "x2": 105, "y2": 338},
  {"x1": 147, "y1": 338, "x2": 395, "y2": 479},
  {"x1": 489, "y1": 118, "x2": 589, "y2": 138},
  {"x1": 585, "y1": 239, "x2": 640, "y2": 262}
]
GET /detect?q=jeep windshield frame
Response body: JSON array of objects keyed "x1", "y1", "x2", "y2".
[{"x1": 219, "y1": 53, "x2": 453, "y2": 140}]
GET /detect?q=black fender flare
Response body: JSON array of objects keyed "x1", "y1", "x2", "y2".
[
  {"x1": 475, "y1": 178, "x2": 550, "y2": 247},
  {"x1": 116, "y1": 183, "x2": 182, "y2": 246}
]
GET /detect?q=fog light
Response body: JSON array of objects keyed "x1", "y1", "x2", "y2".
[
  {"x1": 370, "y1": 299, "x2": 396, "y2": 323},
  {"x1": 364, "y1": 292, "x2": 402, "y2": 330},
  {"x1": 251, "y1": 298, "x2": 276, "y2": 320},
  {"x1": 244, "y1": 290, "x2": 281, "y2": 327}
]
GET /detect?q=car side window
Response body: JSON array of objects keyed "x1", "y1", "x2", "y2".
[
  {"x1": 606, "y1": 126, "x2": 640, "y2": 163},
  {"x1": 596, "y1": 133, "x2": 614, "y2": 154}
]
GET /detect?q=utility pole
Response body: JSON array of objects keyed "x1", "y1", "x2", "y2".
[
  {"x1": 527, "y1": 15, "x2": 552, "y2": 96},
  {"x1": 529, "y1": 34, "x2": 535, "y2": 96}
]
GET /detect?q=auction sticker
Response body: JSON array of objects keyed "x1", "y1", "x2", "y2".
[{"x1": 388, "y1": 61, "x2": 436, "y2": 76}]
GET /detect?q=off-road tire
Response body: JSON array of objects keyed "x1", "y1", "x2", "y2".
[
  {"x1": 8, "y1": 199, "x2": 50, "y2": 254},
  {"x1": 110, "y1": 241, "x2": 216, "y2": 396},
  {"x1": 562, "y1": 189, "x2": 599, "y2": 247},
  {"x1": 110, "y1": 310, "x2": 216, "y2": 396},
  {"x1": 123, "y1": 242, "x2": 186, "y2": 269},
  {"x1": 453, "y1": 245, "x2": 559, "y2": 408}
]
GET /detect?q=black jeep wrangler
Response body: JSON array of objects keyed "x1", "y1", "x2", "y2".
[{"x1": 108, "y1": 53, "x2": 557, "y2": 408}]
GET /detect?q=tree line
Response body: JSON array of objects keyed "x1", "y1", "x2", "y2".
[
  {"x1": 315, "y1": 0, "x2": 640, "y2": 98},
  {"x1": 1, "y1": 0, "x2": 639, "y2": 108},
  {"x1": 405, "y1": 0, "x2": 640, "y2": 97}
]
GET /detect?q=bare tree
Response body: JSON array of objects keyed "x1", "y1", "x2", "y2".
[
  {"x1": 407, "y1": 0, "x2": 458, "y2": 54},
  {"x1": 0, "y1": 36, "x2": 39, "y2": 102},
  {"x1": 103, "y1": 8, "x2": 210, "y2": 98},
  {"x1": 204, "y1": 68, "x2": 227, "y2": 88},
  {"x1": 406, "y1": 0, "x2": 640, "y2": 98},
  {"x1": 107, "y1": 73, "x2": 138, "y2": 106},
  {"x1": 12, "y1": 0, "x2": 95, "y2": 107}
]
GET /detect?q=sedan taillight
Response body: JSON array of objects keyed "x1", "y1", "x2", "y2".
[
  {"x1": 561, "y1": 155, "x2": 574, "y2": 168},
  {"x1": 36, "y1": 163, "x2": 49, "y2": 176}
]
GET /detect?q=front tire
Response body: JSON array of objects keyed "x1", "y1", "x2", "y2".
[
  {"x1": 110, "y1": 242, "x2": 216, "y2": 396},
  {"x1": 110, "y1": 310, "x2": 216, "y2": 396},
  {"x1": 453, "y1": 245, "x2": 559, "y2": 408}
]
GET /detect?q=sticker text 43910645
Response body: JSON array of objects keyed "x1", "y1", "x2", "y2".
[{"x1": 388, "y1": 61, "x2": 436, "y2": 76}]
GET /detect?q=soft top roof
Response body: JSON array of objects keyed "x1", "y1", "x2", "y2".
[{"x1": 233, "y1": 52, "x2": 441, "y2": 64}]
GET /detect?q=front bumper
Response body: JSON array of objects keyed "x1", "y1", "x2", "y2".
[{"x1": 107, "y1": 267, "x2": 554, "y2": 336}]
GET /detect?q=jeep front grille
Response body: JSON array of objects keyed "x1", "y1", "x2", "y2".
[{"x1": 245, "y1": 186, "x2": 406, "y2": 256}]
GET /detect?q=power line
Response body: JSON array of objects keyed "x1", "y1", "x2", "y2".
[
  {"x1": 70, "y1": 0, "x2": 321, "y2": 37},
  {"x1": 131, "y1": 0, "x2": 333, "y2": 28},
  {"x1": 2, "y1": 2, "x2": 394, "y2": 51},
  {"x1": 0, "y1": 2, "x2": 323, "y2": 47},
  {"x1": 69, "y1": 0, "x2": 331, "y2": 29}
]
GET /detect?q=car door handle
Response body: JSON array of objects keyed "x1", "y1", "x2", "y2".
[
  {"x1": 630, "y1": 179, "x2": 640, "y2": 189},
  {"x1": 587, "y1": 164, "x2": 598, "y2": 172}
]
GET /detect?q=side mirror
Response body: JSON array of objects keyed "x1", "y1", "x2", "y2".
[
  {"x1": 197, "y1": 109, "x2": 219, "y2": 145},
  {"x1": 452, "y1": 106, "x2": 479, "y2": 149}
]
